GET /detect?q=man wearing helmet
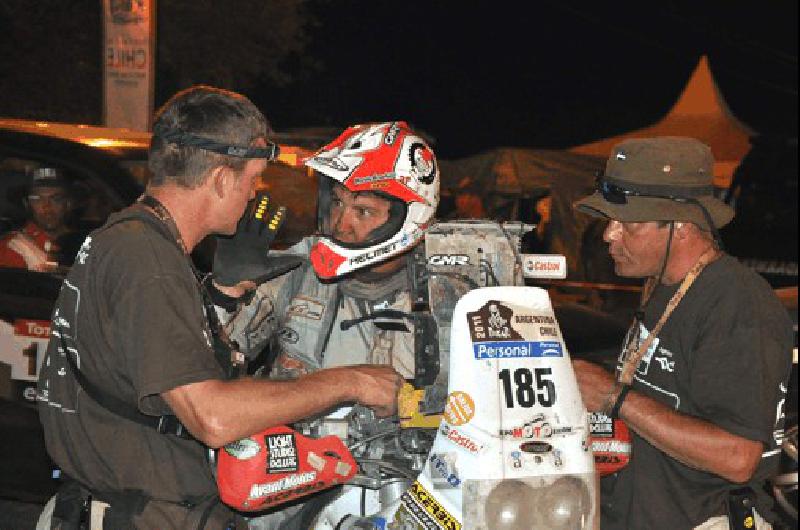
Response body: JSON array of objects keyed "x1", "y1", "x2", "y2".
[
  {"x1": 223, "y1": 121, "x2": 439, "y2": 380},
  {"x1": 218, "y1": 122, "x2": 440, "y2": 527}
]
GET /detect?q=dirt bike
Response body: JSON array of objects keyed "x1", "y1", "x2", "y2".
[{"x1": 216, "y1": 220, "x2": 631, "y2": 529}]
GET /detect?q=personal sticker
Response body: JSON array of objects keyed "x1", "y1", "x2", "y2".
[{"x1": 473, "y1": 340, "x2": 563, "y2": 359}]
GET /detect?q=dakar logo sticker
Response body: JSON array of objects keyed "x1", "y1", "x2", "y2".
[
  {"x1": 265, "y1": 433, "x2": 298, "y2": 474},
  {"x1": 467, "y1": 300, "x2": 523, "y2": 342}
]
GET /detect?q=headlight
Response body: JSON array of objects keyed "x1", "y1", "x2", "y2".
[{"x1": 464, "y1": 474, "x2": 595, "y2": 529}]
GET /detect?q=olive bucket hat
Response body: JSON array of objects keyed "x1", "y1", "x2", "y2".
[{"x1": 574, "y1": 137, "x2": 734, "y2": 231}]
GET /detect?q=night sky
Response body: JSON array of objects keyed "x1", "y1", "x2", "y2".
[{"x1": 260, "y1": 1, "x2": 797, "y2": 159}]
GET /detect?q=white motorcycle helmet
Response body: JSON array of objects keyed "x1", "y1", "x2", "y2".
[{"x1": 305, "y1": 121, "x2": 439, "y2": 279}]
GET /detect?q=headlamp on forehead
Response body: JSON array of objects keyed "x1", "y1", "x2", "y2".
[{"x1": 155, "y1": 128, "x2": 280, "y2": 160}]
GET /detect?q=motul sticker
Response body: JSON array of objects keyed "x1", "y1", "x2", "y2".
[
  {"x1": 223, "y1": 437, "x2": 260, "y2": 460},
  {"x1": 443, "y1": 391, "x2": 475, "y2": 426},
  {"x1": 265, "y1": 433, "x2": 298, "y2": 474}
]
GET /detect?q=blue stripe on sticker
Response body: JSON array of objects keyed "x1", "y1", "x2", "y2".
[{"x1": 473, "y1": 341, "x2": 563, "y2": 359}]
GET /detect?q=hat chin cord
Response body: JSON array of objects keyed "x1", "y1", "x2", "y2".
[
  {"x1": 635, "y1": 221, "x2": 674, "y2": 320},
  {"x1": 657, "y1": 221, "x2": 675, "y2": 286}
]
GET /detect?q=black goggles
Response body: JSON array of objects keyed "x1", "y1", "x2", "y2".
[
  {"x1": 595, "y1": 174, "x2": 724, "y2": 249},
  {"x1": 155, "y1": 128, "x2": 280, "y2": 160}
]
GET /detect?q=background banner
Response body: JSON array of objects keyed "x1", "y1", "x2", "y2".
[{"x1": 102, "y1": 0, "x2": 155, "y2": 131}]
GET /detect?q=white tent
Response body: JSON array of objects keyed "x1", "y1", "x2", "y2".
[{"x1": 570, "y1": 55, "x2": 754, "y2": 188}]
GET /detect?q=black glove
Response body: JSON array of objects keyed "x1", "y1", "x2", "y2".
[{"x1": 213, "y1": 192, "x2": 302, "y2": 287}]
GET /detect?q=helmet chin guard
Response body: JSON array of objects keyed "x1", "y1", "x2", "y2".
[{"x1": 305, "y1": 121, "x2": 439, "y2": 279}]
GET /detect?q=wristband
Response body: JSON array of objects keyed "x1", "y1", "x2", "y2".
[
  {"x1": 610, "y1": 384, "x2": 631, "y2": 419},
  {"x1": 204, "y1": 276, "x2": 250, "y2": 312},
  {"x1": 600, "y1": 381, "x2": 621, "y2": 416}
]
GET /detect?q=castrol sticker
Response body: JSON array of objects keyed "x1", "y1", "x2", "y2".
[
  {"x1": 444, "y1": 391, "x2": 475, "y2": 426},
  {"x1": 521, "y1": 254, "x2": 567, "y2": 279}
]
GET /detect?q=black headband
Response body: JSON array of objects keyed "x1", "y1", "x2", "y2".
[{"x1": 155, "y1": 128, "x2": 280, "y2": 160}]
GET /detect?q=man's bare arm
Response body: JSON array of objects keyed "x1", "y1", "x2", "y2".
[
  {"x1": 573, "y1": 359, "x2": 763, "y2": 483},
  {"x1": 617, "y1": 388, "x2": 763, "y2": 483},
  {"x1": 163, "y1": 365, "x2": 402, "y2": 448}
]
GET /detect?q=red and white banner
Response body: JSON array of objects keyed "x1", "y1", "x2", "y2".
[{"x1": 102, "y1": 0, "x2": 156, "y2": 131}]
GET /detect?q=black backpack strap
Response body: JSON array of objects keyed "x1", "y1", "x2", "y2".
[
  {"x1": 59, "y1": 330, "x2": 193, "y2": 439},
  {"x1": 57, "y1": 206, "x2": 200, "y2": 439}
]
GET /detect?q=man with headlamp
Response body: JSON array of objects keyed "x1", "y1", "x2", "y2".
[{"x1": 36, "y1": 86, "x2": 402, "y2": 529}]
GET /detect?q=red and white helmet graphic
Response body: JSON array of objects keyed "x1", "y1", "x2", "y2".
[{"x1": 305, "y1": 121, "x2": 439, "y2": 279}]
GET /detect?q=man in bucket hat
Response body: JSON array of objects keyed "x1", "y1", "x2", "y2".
[{"x1": 572, "y1": 137, "x2": 793, "y2": 529}]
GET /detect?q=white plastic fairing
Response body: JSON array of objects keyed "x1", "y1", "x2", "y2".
[{"x1": 390, "y1": 286, "x2": 598, "y2": 529}]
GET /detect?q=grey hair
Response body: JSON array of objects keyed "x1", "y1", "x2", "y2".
[{"x1": 148, "y1": 85, "x2": 271, "y2": 188}]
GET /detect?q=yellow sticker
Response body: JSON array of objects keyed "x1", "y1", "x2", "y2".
[
  {"x1": 398, "y1": 383, "x2": 442, "y2": 428},
  {"x1": 443, "y1": 391, "x2": 475, "y2": 426},
  {"x1": 407, "y1": 481, "x2": 461, "y2": 530}
]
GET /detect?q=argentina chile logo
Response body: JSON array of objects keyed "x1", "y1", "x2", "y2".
[{"x1": 467, "y1": 300, "x2": 563, "y2": 359}]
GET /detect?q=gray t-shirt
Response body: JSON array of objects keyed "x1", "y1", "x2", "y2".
[
  {"x1": 602, "y1": 255, "x2": 794, "y2": 529},
  {"x1": 37, "y1": 206, "x2": 224, "y2": 504}
]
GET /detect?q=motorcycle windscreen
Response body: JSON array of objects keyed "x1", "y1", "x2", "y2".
[{"x1": 388, "y1": 286, "x2": 599, "y2": 529}]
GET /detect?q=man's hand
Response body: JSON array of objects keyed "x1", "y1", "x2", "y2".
[
  {"x1": 213, "y1": 191, "x2": 301, "y2": 287},
  {"x1": 347, "y1": 365, "x2": 404, "y2": 417},
  {"x1": 572, "y1": 359, "x2": 617, "y2": 412}
]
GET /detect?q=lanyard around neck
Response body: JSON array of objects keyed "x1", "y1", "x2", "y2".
[
  {"x1": 138, "y1": 195, "x2": 190, "y2": 255},
  {"x1": 618, "y1": 246, "x2": 721, "y2": 385}
]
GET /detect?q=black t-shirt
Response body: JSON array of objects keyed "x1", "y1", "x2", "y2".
[
  {"x1": 37, "y1": 205, "x2": 225, "y2": 504},
  {"x1": 602, "y1": 255, "x2": 794, "y2": 530}
]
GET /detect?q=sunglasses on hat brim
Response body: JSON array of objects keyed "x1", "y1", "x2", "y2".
[{"x1": 595, "y1": 174, "x2": 724, "y2": 250}]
